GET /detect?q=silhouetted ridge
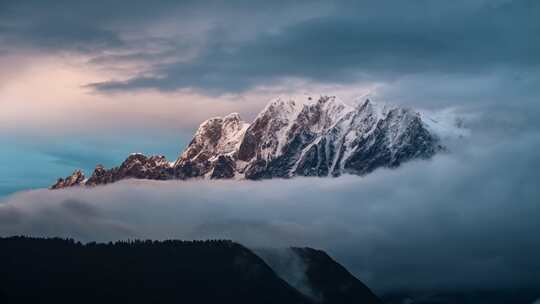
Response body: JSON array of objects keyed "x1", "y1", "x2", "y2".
[
  {"x1": 0, "y1": 237, "x2": 310, "y2": 304},
  {"x1": 257, "y1": 247, "x2": 381, "y2": 304},
  {"x1": 0, "y1": 237, "x2": 381, "y2": 304},
  {"x1": 292, "y1": 247, "x2": 382, "y2": 304}
]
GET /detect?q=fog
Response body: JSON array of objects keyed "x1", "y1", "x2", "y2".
[{"x1": 1, "y1": 127, "x2": 539, "y2": 294}]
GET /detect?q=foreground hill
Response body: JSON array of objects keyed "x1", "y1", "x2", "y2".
[
  {"x1": 258, "y1": 247, "x2": 382, "y2": 304},
  {"x1": 0, "y1": 236, "x2": 380, "y2": 304},
  {"x1": 51, "y1": 95, "x2": 442, "y2": 188}
]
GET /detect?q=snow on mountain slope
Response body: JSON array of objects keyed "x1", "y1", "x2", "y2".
[
  {"x1": 173, "y1": 113, "x2": 249, "y2": 179},
  {"x1": 237, "y1": 96, "x2": 441, "y2": 178},
  {"x1": 51, "y1": 95, "x2": 449, "y2": 189}
]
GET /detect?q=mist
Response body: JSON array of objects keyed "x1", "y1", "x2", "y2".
[{"x1": 1, "y1": 125, "x2": 539, "y2": 294}]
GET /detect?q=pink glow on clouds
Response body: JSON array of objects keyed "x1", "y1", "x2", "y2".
[{"x1": 0, "y1": 54, "x2": 377, "y2": 136}]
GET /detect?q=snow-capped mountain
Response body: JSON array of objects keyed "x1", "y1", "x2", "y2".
[{"x1": 51, "y1": 95, "x2": 444, "y2": 189}]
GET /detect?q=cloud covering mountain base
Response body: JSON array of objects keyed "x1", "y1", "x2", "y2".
[{"x1": 1, "y1": 132, "x2": 539, "y2": 294}]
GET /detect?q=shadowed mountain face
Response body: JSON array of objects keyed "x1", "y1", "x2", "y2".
[
  {"x1": 293, "y1": 247, "x2": 382, "y2": 304},
  {"x1": 257, "y1": 247, "x2": 382, "y2": 304},
  {"x1": 0, "y1": 237, "x2": 381, "y2": 304},
  {"x1": 51, "y1": 95, "x2": 441, "y2": 189}
]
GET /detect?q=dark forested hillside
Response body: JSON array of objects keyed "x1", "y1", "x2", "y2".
[
  {"x1": 0, "y1": 237, "x2": 312, "y2": 304},
  {"x1": 257, "y1": 247, "x2": 381, "y2": 304},
  {"x1": 292, "y1": 247, "x2": 382, "y2": 304}
]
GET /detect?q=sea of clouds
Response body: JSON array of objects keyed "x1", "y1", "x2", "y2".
[{"x1": 2, "y1": 126, "x2": 539, "y2": 294}]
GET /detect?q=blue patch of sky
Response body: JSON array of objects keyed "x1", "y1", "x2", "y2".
[{"x1": 0, "y1": 129, "x2": 192, "y2": 198}]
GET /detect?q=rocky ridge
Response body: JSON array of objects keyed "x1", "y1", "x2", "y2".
[{"x1": 51, "y1": 95, "x2": 443, "y2": 189}]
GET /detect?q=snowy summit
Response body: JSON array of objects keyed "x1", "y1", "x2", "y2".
[{"x1": 51, "y1": 95, "x2": 445, "y2": 188}]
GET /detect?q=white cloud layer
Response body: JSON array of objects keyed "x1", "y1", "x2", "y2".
[{"x1": 1, "y1": 128, "x2": 539, "y2": 293}]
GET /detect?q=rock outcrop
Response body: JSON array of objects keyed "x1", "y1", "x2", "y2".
[
  {"x1": 50, "y1": 170, "x2": 86, "y2": 189},
  {"x1": 51, "y1": 95, "x2": 443, "y2": 189}
]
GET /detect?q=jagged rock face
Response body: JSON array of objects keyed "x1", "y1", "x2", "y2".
[
  {"x1": 209, "y1": 155, "x2": 236, "y2": 179},
  {"x1": 174, "y1": 113, "x2": 248, "y2": 179},
  {"x1": 85, "y1": 164, "x2": 111, "y2": 186},
  {"x1": 237, "y1": 96, "x2": 439, "y2": 179},
  {"x1": 84, "y1": 154, "x2": 174, "y2": 186},
  {"x1": 342, "y1": 106, "x2": 438, "y2": 175},
  {"x1": 51, "y1": 95, "x2": 442, "y2": 189},
  {"x1": 50, "y1": 170, "x2": 85, "y2": 189}
]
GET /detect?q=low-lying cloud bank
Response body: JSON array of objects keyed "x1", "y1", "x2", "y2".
[{"x1": 1, "y1": 131, "x2": 539, "y2": 294}]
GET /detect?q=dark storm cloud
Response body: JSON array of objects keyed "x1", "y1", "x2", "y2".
[
  {"x1": 90, "y1": 0, "x2": 539, "y2": 92},
  {"x1": 0, "y1": 0, "x2": 204, "y2": 53},
  {"x1": 0, "y1": 1, "x2": 125, "y2": 52},
  {"x1": 372, "y1": 69, "x2": 540, "y2": 138},
  {"x1": 2, "y1": 125, "x2": 539, "y2": 293},
  {"x1": 1, "y1": 0, "x2": 539, "y2": 296},
  {"x1": 0, "y1": 0, "x2": 320, "y2": 54},
  {"x1": 2, "y1": 0, "x2": 537, "y2": 92}
]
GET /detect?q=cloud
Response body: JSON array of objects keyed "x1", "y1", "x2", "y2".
[
  {"x1": 255, "y1": 247, "x2": 320, "y2": 300},
  {"x1": 2, "y1": 1, "x2": 538, "y2": 93},
  {"x1": 1, "y1": 126, "x2": 539, "y2": 294},
  {"x1": 1, "y1": 2, "x2": 539, "y2": 297},
  {"x1": 0, "y1": 0, "x2": 189, "y2": 53},
  {"x1": 89, "y1": 0, "x2": 539, "y2": 93}
]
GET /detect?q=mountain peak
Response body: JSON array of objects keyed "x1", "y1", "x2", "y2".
[
  {"x1": 50, "y1": 169, "x2": 85, "y2": 189},
  {"x1": 223, "y1": 112, "x2": 242, "y2": 122},
  {"x1": 51, "y1": 95, "x2": 443, "y2": 188}
]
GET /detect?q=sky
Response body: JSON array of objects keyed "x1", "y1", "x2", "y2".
[
  {"x1": 0, "y1": 0, "x2": 538, "y2": 195},
  {"x1": 0, "y1": 0, "x2": 539, "y2": 299}
]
